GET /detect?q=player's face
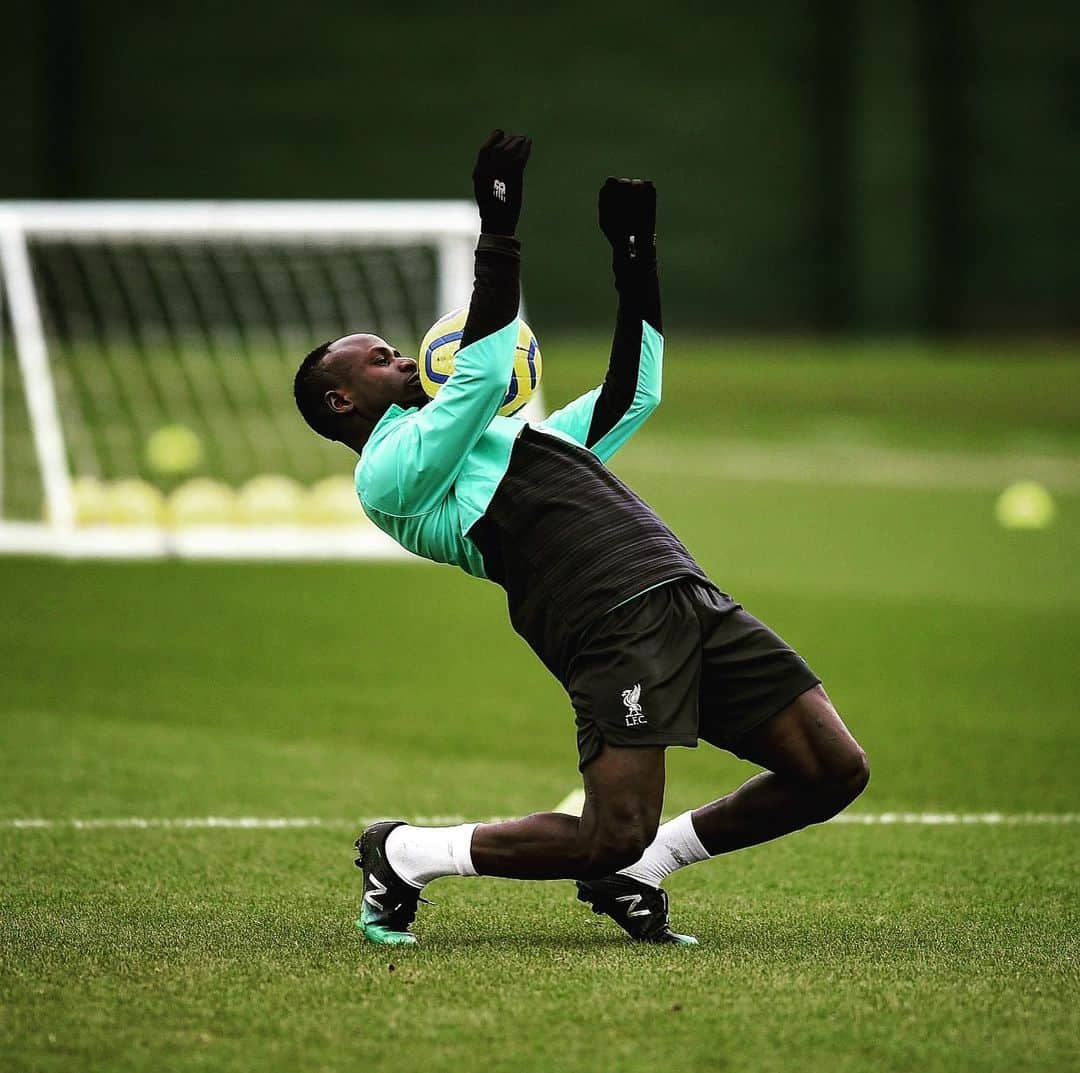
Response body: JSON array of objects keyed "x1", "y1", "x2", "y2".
[{"x1": 324, "y1": 333, "x2": 429, "y2": 417}]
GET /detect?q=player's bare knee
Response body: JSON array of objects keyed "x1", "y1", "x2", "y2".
[
  {"x1": 845, "y1": 745, "x2": 870, "y2": 801},
  {"x1": 811, "y1": 743, "x2": 869, "y2": 819},
  {"x1": 828, "y1": 742, "x2": 869, "y2": 805}
]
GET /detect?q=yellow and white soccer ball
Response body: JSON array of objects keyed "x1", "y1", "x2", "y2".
[{"x1": 418, "y1": 307, "x2": 542, "y2": 417}]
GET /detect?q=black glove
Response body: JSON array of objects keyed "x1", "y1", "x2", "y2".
[
  {"x1": 472, "y1": 129, "x2": 532, "y2": 236},
  {"x1": 598, "y1": 177, "x2": 657, "y2": 264}
]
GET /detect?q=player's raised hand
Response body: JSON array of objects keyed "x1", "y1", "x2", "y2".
[
  {"x1": 598, "y1": 177, "x2": 657, "y2": 262},
  {"x1": 472, "y1": 129, "x2": 532, "y2": 237}
]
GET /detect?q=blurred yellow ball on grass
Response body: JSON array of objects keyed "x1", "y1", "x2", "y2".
[
  {"x1": 994, "y1": 480, "x2": 1056, "y2": 530},
  {"x1": 144, "y1": 424, "x2": 204, "y2": 475},
  {"x1": 418, "y1": 308, "x2": 541, "y2": 418},
  {"x1": 237, "y1": 475, "x2": 305, "y2": 525},
  {"x1": 69, "y1": 476, "x2": 109, "y2": 526},
  {"x1": 303, "y1": 475, "x2": 366, "y2": 526},
  {"x1": 102, "y1": 478, "x2": 166, "y2": 525},
  {"x1": 167, "y1": 478, "x2": 238, "y2": 527}
]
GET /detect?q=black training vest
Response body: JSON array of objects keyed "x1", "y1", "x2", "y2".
[{"x1": 467, "y1": 424, "x2": 710, "y2": 683}]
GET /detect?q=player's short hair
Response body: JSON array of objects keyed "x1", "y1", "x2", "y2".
[{"x1": 293, "y1": 341, "x2": 341, "y2": 441}]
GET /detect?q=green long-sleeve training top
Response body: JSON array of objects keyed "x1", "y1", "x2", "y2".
[{"x1": 355, "y1": 236, "x2": 709, "y2": 683}]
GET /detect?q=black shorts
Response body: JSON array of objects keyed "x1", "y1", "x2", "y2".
[{"x1": 565, "y1": 577, "x2": 822, "y2": 770}]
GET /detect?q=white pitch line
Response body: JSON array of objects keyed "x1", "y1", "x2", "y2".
[
  {"x1": 3, "y1": 817, "x2": 331, "y2": 830},
  {"x1": 0, "y1": 816, "x2": 470, "y2": 831},
  {"x1": 831, "y1": 811, "x2": 1080, "y2": 825},
  {"x1": 2, "y1": 812, "x2": 1078, "y2": 831}
]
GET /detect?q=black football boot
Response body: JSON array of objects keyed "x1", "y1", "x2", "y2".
[
  {"x1": 576, "y1": 874, "x2": 698, "y2": 945},
  {"x1": 354, "y1": 820, "x2": 426, "y2": 946}
]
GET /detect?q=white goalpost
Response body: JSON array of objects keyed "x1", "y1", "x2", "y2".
[{"x1": 0, "y1": 201, "x2": 543, "y2": 560}]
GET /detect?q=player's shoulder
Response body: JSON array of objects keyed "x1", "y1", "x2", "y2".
[{"x1": 532, "y1": 421, "x2": 582, "y2": 448}]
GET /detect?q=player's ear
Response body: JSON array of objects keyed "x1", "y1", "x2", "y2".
[{"x1": 325, "y1": 388, "x2": 354, "y2": 415}]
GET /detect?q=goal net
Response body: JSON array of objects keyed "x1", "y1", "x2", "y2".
[{"x1": 0, "y1": 202, "x2": 543, "y2": 559}]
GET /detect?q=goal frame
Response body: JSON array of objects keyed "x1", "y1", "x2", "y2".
[{"x1": 0, "y1": 200, "x2": 500, "y2": 560}]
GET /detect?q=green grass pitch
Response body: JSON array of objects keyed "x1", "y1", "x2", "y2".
[{"x1": 2, "y1": 341, "x2": 1078, "y2": 1072}]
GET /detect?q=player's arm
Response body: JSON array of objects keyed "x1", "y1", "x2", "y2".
[
  {"x1": 361, "y1": 131, "x2": 532, "y2": 517},
  {"x1": 540, "y1": 178, "x2": 662, "y2": 463},
  {"x1": 459, "y1": 130, "x2": 531, "y2": 348}
]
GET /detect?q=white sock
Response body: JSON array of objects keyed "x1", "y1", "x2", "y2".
[
  {"x1": 384, "y1": 822, "x2": 480, "y2": 889},
  {"x1": 618, "y1": 810, "x2": 710, "y2": 888}
]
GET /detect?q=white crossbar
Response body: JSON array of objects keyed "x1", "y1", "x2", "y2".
[{"x1": 0, "y1": 201, "x2": 479, "y2": 240}]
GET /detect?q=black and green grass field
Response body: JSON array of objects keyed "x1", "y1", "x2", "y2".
[{"x1": 2, "y1": 341, "x2": 1078, "y2": 1072}]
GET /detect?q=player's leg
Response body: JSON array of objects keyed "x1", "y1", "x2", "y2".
[
  {"x1": 613, "y1": 587, "x2": 867, "y2": 892},
  {"x1": 355, "y1": 743, "x2": 666, "y2": 945},
  {"x1": 470, "y1": 742, "x2": 665, "y2": 880},
  {"x1": 687, "y1": 683, "x2": 869, "y2": 853},
  {"x1": 566, "y1": 752, "x2": 700, "y2": 945},
  {"x1": 358, "y1": 581, "x2": 704, "y2": 945},
  {"x1": 684, "y1": 587, "x2": 870, "y2": 855},
  {"x1": 612, "y1": 684, "x2": 868, "y2": 892}
]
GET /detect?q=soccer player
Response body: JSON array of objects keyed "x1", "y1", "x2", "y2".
[{"x1": 293, "y1": 130, "x2": 869, "y2": 946}]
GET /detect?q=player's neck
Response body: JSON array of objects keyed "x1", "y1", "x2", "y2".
[
  {"x1": 344, "y1": 394, "x2": 429, "y2": 455},
  {"x1": 339, "y1": 418, "x2": 375, "y2": 456}
]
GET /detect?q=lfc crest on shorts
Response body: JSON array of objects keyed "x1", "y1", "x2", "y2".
[{"x1": 621, "y1": 683, "x2": 647, "y2": 726}]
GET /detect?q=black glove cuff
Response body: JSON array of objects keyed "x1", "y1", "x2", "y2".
[
  {"x1": 477, "y1": 233, "x2": 522, "y2": 259},
  {"x1": 612, "y1": 248, "x2": 661, "y2": 333},
  {"x1": 478, "y1": 200, "x2": 520, "y2": 237},
  {"x1": 612, "y1": 247, "x2": 657, "y2": 287}
]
